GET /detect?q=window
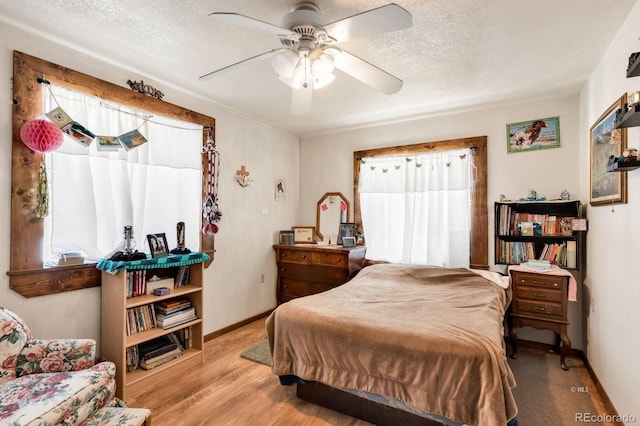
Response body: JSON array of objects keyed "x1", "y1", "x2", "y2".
[
  {"x1": 354, "y1": 136, "x2": 488, "y2": 269},
  {"x1": 9, "y1": 51, "x2": 215, "y2": 297},
  {"x1": 43, "y1": 85, "x2": 202, "y2": 261}
]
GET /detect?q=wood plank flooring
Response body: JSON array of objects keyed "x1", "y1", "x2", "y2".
[
  {"x1": 126, "y1": 317, "x2": 370, "y2": 426},
  {"x1": 126, "y1": 317, "x2": 614, "y2": 426}
]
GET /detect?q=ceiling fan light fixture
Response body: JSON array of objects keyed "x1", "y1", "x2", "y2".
[
  {"x1": 310, "y1": 52, "x2": 335, "y2": 78},
  {"x1": 271, "y1": 49, "x2": 299, "y2": 79}
]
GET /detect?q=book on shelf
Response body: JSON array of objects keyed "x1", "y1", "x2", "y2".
[
  {"x1": 174, "y1": 266, "x2": 190, "y2": 288},
  {"x1": 136, "y1": 333, "x2": 184, "y2": 370},
  {"x1": 126, "y1": 270, "x2": 148, "y2": 298},
  {"x1": 155, "y1": 298, "x2": 192, "y2": 315},
  {"x1": 519, "y1": 222, "x2": 534, "y2": 236},
  {"x1": 156, "y1": 306, "x2": 197, "y2": 329},
  {"x1": 125, "y1": 304, "x2": 156, "y2": 336},
  {"x1": 126, "y1": 346, "x2": 139, "y2": 372}
]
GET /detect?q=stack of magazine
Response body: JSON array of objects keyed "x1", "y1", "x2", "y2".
[
  {"x1": 128, "y1": 333, "x2": 184, "y2": 371},
  {"x1": 155, "y1": 299, "x2": 196, "y2": 329}
]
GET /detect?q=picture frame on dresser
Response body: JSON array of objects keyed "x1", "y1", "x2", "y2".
[
  {"x1": 342, "y1": 236, "x2": 356, "y2": 248},
  {"x1": 590, "y1": 94, "x2": 627, "y2": 206},
  {"x1": 292, "y1": 226, "x2": 316, "y2": 244},
  {"x1": 337, "y1": 222, "x2": 356, "y2": 245}
]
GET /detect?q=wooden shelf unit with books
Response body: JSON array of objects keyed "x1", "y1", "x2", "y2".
[
  {"x1": 494, "y1": 200, "x2": 583, "y2": 270},
  {"x1": 101, "y1": 258, "x2": 205, "y2": 402}
]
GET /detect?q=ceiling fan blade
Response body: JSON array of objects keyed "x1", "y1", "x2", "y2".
[
  {"x1": 208, "y1": 12, "x2": 300, "y2": 41},
  {"x1": 323, "y1": 3, "x2": 412, "y2": 44},
  {"x1": 199, "y1": 48, "x2": 286, "y2": 81},
  {"x1": 291, "y1": 85, "x2": 312, "y2": 115},
  {"x1": 333, "y1": 50, "x2": 403, "y2": 94}
]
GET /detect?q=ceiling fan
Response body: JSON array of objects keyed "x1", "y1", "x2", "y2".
[{"x1": 198, "y1": 2, "x2": 412, "y2": 115}]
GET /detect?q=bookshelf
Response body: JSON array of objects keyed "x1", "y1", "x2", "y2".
[
  {"x1": 494, "y1": 200, "x2": 583, "y2": 270},
  {"x1": 100, "y1": 254, "x2": 207, "y2": 402}
]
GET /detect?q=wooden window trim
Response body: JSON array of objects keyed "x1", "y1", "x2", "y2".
[
  {"x1": 353, "y1": 136, "x2": 488, "y2": 269},
  {"x1": 9, "y1": 51, "x2": 215, "y2": 298}
]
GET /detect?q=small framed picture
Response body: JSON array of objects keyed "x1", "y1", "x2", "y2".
[
  {"x1": 342, "y1": 236, "x2": 357, "y2": 248},
  {"x1": 337, "y1": 222, "x2": 356, "y2": 245},
  {"x1": 292, "y1": 226, "x2": 316, "y2": 244},
  {"x1": 147, "y1": 233, "x2": 169, "y2": 258},
  {"x1": 571, "y1": 218, "x2": 588, "y2": 231},
  {"x1": 275, "y1": 178, "x2": 285, "y2": 201}
]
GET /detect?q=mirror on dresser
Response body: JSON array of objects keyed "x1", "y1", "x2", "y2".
[{"x1": 316, "y1": 192, "x2": 350, "y2": 243}]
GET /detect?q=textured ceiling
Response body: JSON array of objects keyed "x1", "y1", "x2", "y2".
[{"x1": 1, "y1": 0, "x2": 637, "y2": 137}]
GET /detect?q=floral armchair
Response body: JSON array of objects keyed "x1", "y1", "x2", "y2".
[{"x1": 0, "y1": 307, "x2": 117, "y2": 425}]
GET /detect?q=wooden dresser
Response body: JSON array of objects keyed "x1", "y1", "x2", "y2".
[
  {"x1": 273, "y1": 244, "x2": 366, "y2": 304},
  {"x1": 509, "y1": 270, "x2": 571, "y2": 370}
]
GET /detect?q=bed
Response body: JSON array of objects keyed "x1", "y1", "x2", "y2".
[{"x1": 266, "y1": 263, "x2": 518, "y2": 425}]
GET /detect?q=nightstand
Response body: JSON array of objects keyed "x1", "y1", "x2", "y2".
[
  {"x1": 509, "y1": 270, "x2": 571, "y2": 370},
  {"x1": 273, "y1": 244, "x2": 366, "y2": 304}
]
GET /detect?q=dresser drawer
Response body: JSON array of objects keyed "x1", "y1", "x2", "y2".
[
  {"x1": 513, "y1": 299, "x2": 563, "y2": 319},
  {"x1": 512, "y1": 272, "x2": 564, "y2": 290},
  {"x1": 514, "y1": 286, "x2": 562, "y2": 303},
  {"x1": 280, "y1": 278, "x2": 337, "y2": 299},
  {"x1": 311, "y1": 251, "x2": 347, "y2": 267},
  {"x1": 278, "y1": 249, "x2": 312, "y2": 264},
  {"x1": 278, "y1": 263, "x2": 348, "y2": 284}
]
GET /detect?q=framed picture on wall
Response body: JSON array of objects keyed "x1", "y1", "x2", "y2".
[
  {"x1": 506, "y1": 116, "x2": 560, "y2": 153},
  {"x1": 589, "y1": 94, "x2": 627, "y2": 206}
]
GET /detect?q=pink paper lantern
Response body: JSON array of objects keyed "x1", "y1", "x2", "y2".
[{"x1": 20, "y1": 119, "x2": 64, "y2": 153}]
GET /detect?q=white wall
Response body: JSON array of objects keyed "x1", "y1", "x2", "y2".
[
  {"x1": 0, "y1": 22, "x2": 298, "y2": 346},
  {"x1": 579, "y1": 1, "x2": 640, "y2": 418},
  {"x1": 299, "y1": 94, "x2": 584, "y2": 349}
]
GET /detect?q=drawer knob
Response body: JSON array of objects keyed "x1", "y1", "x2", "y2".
[
  {"x1": 283, "y1": 284, "x2": 288, "y2": 289},
  {"x1": 553, "y1": 283, "x2": 558, "y2": 287},
  {"x1": 533, "y1": 293, "x2": 545, "y2": 299},
  {"x1": 282, "y1": 253, "x2": 287, "y2": 257},
  {"x1": 533, "y1": 306, "x2": 546, "y2": 312},
  {"x1": 302, "y1": 255, "x2": 307, "y2": 259}
]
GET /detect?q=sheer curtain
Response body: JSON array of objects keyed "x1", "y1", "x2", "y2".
[
  {"x1": 359, "y1": 148, "x2": 472, "y2": 266},
  {"x1": 43, "y1": 85, "x2": 202, "y2": 260}
]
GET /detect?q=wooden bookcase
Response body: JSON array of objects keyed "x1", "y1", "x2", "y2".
[
  {"x1": 101, "y1": 260, "x2": 205, "y2": 402},
  {"x1": 494, "y1": 200, "x2": 583, "y2": 270}
]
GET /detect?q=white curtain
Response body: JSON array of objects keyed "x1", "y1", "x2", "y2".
[
  {"x1": 359, "y1": 149, "x2": 472, "y2": 266},
  {"x1": 43, "y1": 85, "x2": 202, "y2": 260}
]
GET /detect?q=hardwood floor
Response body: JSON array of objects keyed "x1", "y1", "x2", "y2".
[
  {"x1": 126, "y1": 317, "x2": 371, "y2": 426},
  {"x1": 127, "y1": 317, "x2": 615, "y2": 426}
]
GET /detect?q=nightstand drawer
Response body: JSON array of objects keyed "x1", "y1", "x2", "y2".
[
  {"x1": 515, "y1": 286, "x2": 562, "y2": 303},
  {"x1": 278, "y1": 249, "x2": 311, "y2": 264},
  {"x1": 514, "y1": 299, "x2": 563, "y2": 319},
  {"x1": 311, "y1": 251, "x2": 347, "y2": 267},
  {"x1": 512, "y1": 272, "x2": 564, "y2": 290}
]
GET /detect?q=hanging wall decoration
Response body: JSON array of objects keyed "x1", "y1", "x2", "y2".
[
  {"x1": 202, "y1": 128, "x2": 222, "y2": 235},
  {"x1": 19, "y1": 118, "x2": 64, "y2": 153},
  {"x1": 39, "y1": 78, "x2": 149, "y2": 151}
]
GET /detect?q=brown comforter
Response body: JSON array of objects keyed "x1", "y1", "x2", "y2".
[{"x1": 266, "y1": 263, "x2": 517, "y2": 425}]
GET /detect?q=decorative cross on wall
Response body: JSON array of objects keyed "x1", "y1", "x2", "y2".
[{"x1": 235, "y1": 164, "x2": 253, "y2": 187}]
